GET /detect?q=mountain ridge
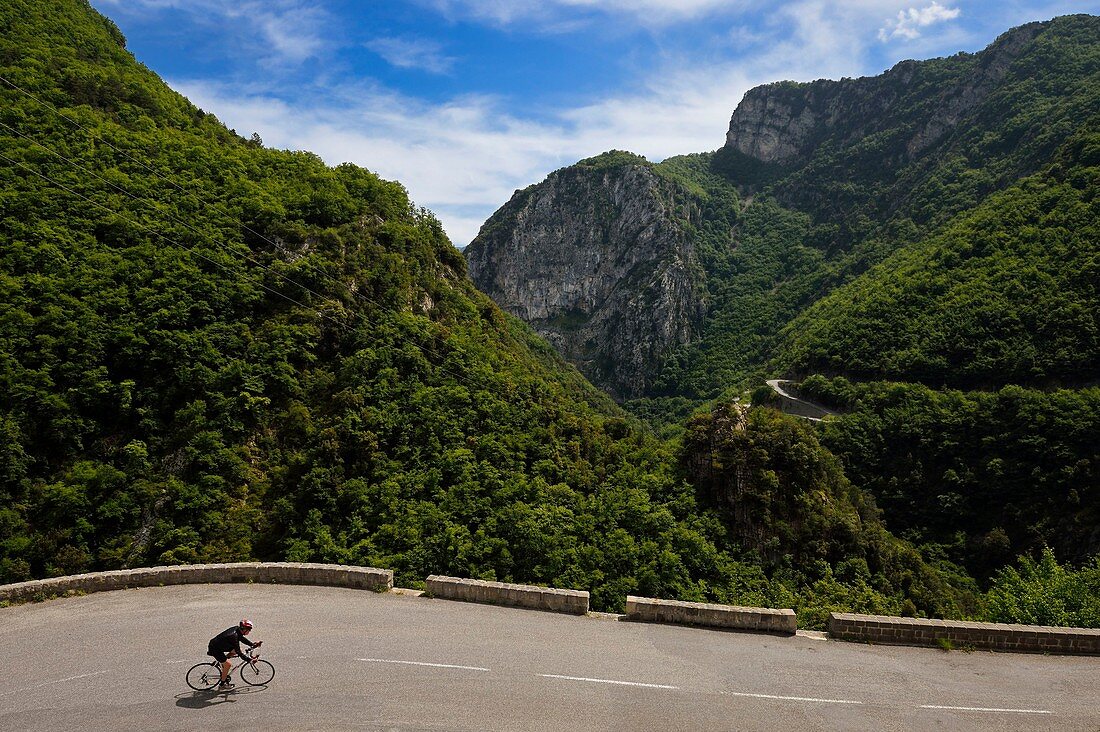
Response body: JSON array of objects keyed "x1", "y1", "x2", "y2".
[
  {"x1": 463, "y1": 14, "x2": 1100, "y2": 582},
  {"x1": 2, "y1": 0, "x2": 1097, "y2": 629},
  {"x1": 466, "y1": 13, "x2": 1100, "y2": 405}
]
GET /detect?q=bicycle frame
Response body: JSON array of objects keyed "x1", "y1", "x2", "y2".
[
  {"x1": 187, "y1": 644, "x2": 274, "y2": 690},
  {"x1": 222, "y1": 649, "x2": 262, "y2": 679}
]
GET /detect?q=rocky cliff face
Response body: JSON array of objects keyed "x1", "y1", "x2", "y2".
[
  {"x1": 465, "y1": 157, "x2": 706, "y2": 399},
  {"x1": 724, "y1": 22, "x2": 1045, "y2": 168},
  {"x1": 464, "y1": 16, "x2": 1096, "y2": 407}
]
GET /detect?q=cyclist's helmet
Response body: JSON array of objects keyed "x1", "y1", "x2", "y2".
[{"x1": 239, "y1": 619, "x2": 253, "y2": 631}]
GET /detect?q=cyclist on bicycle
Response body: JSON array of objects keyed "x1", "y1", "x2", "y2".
[{"x1": 208, "y1": 619, "x2": 262, "y2": 689}]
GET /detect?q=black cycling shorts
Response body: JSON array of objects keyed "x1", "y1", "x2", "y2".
[{"x1": 208, "y1": 646, "x2": 229, "y2": 663}]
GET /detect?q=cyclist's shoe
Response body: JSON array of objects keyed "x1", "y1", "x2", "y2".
[{"x1": 218, "y1": 680, "x2": 234, "y2": 690}]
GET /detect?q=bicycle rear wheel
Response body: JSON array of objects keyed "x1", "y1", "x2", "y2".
[
  {"x1": 186, "y1": 661, "x2": 221, "y2": 691},
  {"x1": 240, "y1": 659, "x2": 275, "y2": 686}
]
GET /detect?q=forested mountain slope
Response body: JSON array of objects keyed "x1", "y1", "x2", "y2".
[
  {"x1": 464, "y1": 15, "x2": 1100, "y2": 592},
  {"x1": 0, "y1": 0, "x2": 990, "y2": 625},
  {"x1": 0, "y1": 0, "x2": 689, "y2": 608},
  {"x1": 0, "y1": 0, "x2": 622, "y2": 586},
  {"x1": 467, "y1": 15, "x2": 1100, "y2": 412},
  {"x1": 775, "y1": 130, "x2": 1100, "y2": 386}
]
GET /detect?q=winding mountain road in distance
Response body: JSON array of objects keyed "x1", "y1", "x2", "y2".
[
  {"x1": 1, "y1": 584, "x2": 1097, "y2": 731},
  {"x1": 767, "y1": 379, "x2": 834, "y2": 421}
]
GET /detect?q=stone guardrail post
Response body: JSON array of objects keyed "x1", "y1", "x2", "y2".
[
  {"x1": 425, "y1": 576, "x2": 589, "y2": 615},
  {"x1": 828, "y1": 612, "x2": 1100, "y2": 655},
  {"x1": 0, "y1": 563, "x2": 393, "y2": 603},
  {"x1": 625, "y1": 596, "x2": 797, "y2": 634}
]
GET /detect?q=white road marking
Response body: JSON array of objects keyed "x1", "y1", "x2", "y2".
[
  {"x1": 357, "y1": 658, "x2": 489, "y2": 672},
  {"x1": 0, "y1": 670, "x2": 109, "y2": 697},
  {"x1": 722, "y1": 691, "x2": 863, "y2": 705},
  {"x1": 920, "y1": 705, "x2": 1053, "y2": 715},
  {"x1": 540, "y1": 674, "x2": 679, "y2": 690}
]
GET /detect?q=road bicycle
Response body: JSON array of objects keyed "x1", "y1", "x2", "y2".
[{"x1": 186, "y1": 648, "x2": 275, "y2": 690}]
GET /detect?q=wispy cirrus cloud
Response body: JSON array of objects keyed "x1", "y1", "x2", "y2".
[
  {"x1": 365, "y1": 37, "x2": 456, "y2": 74},
  {"x1": 878, "y1": 2, "x2": 961, "y2": 41},
  {"x1": 422, "y1": 0, "x2": 750, "y2": 29},
  {"x1": 96, "y1": 0, "x2": 331, "y2": 64},
  {"x1": 93, "y1": 0, "x2": 1094, "y2": 248}
]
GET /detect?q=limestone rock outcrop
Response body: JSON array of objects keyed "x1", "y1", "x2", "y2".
[
  {"x1": 724, "y1": 21, "x2": 1045, "y2": 168},
  {"x1": 465, "y1": 158, "x2": 706, "y2": 400}
]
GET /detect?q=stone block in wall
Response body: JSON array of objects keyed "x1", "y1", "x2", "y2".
[
  {"x1": 426, "y1": 575, "x2": 588, "y2": 615},
  {"x1": 827, "y1": 612, "x2": 1100, "y2": 655},
  {"x1": 1, "y1": 580, "x2": 40, "y2": 602},
  {"x1": 625, "y1": 596, "x2": 796, "y2": 635}
]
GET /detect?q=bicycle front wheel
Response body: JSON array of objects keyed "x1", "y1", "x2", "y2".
[
  {"x1": 186, "y1": 662, "x2": 221, "y2": 691},
  {"x1": 240, "y1": 659, "x2": 275, "y2": 686}
]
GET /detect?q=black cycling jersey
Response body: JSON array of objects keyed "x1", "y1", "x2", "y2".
[{"x1": 208, "y1": 626, "x2": 256, "y2": 661}]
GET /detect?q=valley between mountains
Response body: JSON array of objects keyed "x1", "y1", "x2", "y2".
[{"x1": 1, "y1": 1, "x2": 1098, "y2": 630}]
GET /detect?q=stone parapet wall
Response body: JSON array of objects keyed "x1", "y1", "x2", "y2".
[
  {"x1": 426, "y1": 575, "x2": 589, "y2": 615},
  {"x1": 8, "y1": 568, "x2": 1100, "y2": 656},
  {"x1": 829, "y1": 612, "x2": 1100, "y2": 655},
  {"x1": 0, "y1": 563, "x2": 392, "y2": 603},
  {"x1": 626, "y1": 596, "x2": 797, "y2": 635}
]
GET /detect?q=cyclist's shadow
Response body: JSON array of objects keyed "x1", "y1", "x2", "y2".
[{"x1": 175, "y1": 685, "x2": 267, "y2": 709}]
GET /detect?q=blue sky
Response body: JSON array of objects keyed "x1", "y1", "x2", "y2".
[{"x1": 90, "y1": 0, "x2": 1100, "y2": 247}]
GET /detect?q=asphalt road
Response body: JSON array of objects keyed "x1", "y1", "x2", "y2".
[{"x1": 1, "y1": 584, "x2": 1097, "y2": 731}]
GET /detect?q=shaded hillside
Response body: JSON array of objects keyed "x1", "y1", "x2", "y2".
[
  {"x1": 681, "y1": 403, "x2": 978, "y2": 626},
  {"x1": 794, "y1": 377, "x2": 1100, "y2": 577},
  {"x1": 775, "y1": 130, "x2": 1100, "y2": 387}
]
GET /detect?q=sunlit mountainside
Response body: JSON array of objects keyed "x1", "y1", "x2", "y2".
[{"x1": 1, "y1": 0, "x2": 1098, "y2": 628}]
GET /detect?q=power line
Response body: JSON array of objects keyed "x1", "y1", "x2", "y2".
[
  {"x1": 0, "y1": 148, "x2": 337, "y2": 328},
  {"x1": 0, "y1": 78, "x2": 516, "y2": 386},
  {"x1": 0, "y1": 119, "x2": 352, "y2": 316},
  {"x1": 0, "y1": 74, "x2": 463, "y2": 335}
]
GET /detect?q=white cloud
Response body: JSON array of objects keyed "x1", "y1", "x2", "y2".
[
  {"x1": 423, "y1": 0, "x2": 750, "y2": 28},
  {"x1": 365, "y1": 37, "x2": 456, "y2": 74},
  {"x1": 114, "y1": 0, "x2": 1056, "y2": 249},
  {"x1": 95, "y1": 0, "x2": 330, "y2": 65},
  {"x1": 878, "y1": 2, "x2": 961, "y2": 42},
  {"x1": 168, "y1": 0, "x2": 927, "y2": 247}
]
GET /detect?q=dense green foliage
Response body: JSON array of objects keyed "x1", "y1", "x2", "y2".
[
  {"x1": 985, "y1": 547, "x2": 1100, "y2": 627},
  {"x1": 795, "y1": 376, "x2": 1100, "y2": 576},
  {"x1": 680, "y1": 404, "x2": 979, "y2": 627},
  {"x1": 778, "y1": 131, "x2": 1100, "y2": 386},
  {"x1": 576, "y1": 150, "x2": 651, "y2": 172},
  {"x1": 0, "y1": 0, "x2": 715, "y2": 611}
]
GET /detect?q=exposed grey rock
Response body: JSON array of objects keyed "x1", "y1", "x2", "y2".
[
  {"x1": 465, "y1": 161, "x2": 706, "y2": 399},
  {"x1": 724, "y1": 21, "x2": 1044, "y2": 168},
  {"x1": 464, "y1": 16, "x2": 1081, "y2": 404}
]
